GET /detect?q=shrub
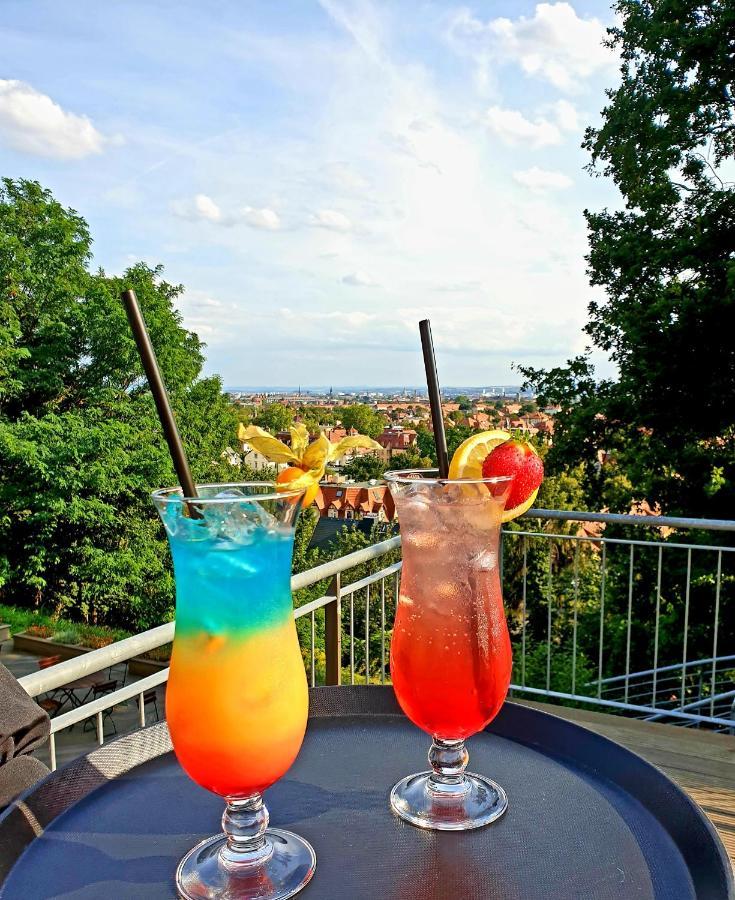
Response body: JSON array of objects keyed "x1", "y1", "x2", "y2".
[
  {"x1": 25, "y1": 624, "x2": 53, "y2": 638},
  {"x1": 50, "y1": 628, "x2": 82, "y2": 645}
]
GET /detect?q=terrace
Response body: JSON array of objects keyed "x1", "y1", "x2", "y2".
[{"x1": 11, "y1": 507, "x2": 735, "y2": 869}]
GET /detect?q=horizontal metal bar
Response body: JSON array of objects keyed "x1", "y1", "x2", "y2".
[
  {"x1": 607, "y1": 675, "x2": 735, "y2": 699},
  {"x1": 339, "y1": 562, "x2": 402, "y2": 595},
  {"x1": 50, "y1": 669, "x2": 169, "y2": 733},
  {"x1": 507, "y1": 529, "x2": 735, "y2": 553},
  {"x1": 523, "y1": 508, "x2": 735, "y2": 532},
  {"x1": 294, "y1": 594, "x2": 335, "y2": 618},
  {"x1": 291, "y1": 535, "x2": 401, "y2": 591},
  {"x1": 595, "y1": 655, "x2": 735, "y2": 686},
  {"x1": 295, "y1": 562, "x2": 402, "y2": 618},
  {"x1": 511, "y1": 684, "x2": 734, "y2": 727},
  {"x1": 647, "y1": 689, "x2": 735, "y2": 719},
  {"x1": 19, "y1": 623, "x2": 174, "y2": 698}
]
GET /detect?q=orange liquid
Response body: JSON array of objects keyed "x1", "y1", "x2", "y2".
[{"x1": 167, "y1": 621, "x2": 308, "y2": 797}]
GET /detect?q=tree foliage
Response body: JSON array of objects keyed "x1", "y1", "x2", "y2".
[
  {"x1": 253, "y1": 402, "x2": 294, "y2": 434},
  {"x1": 0, "y1": 179, "x2": 241, "y2": 628},
  {"x1": 520, "y1": 1, "x2": 735, "y2": 519},
  {"x1": 386, "y1": 447, "x2": 433, "y2": 471},
  {"x1": 515, "y1": 4, "x2": 735, "y2": 691},
  {"x1": 342, "y1": 453, "x2": 386, "y2": 482},
  {"x1": 338, "y1": 404, "x2": 386, "y2": 439}
]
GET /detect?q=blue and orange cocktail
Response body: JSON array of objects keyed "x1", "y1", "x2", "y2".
[{"x1": 153, "y1": 483, "x2": 314, "y2": 900}]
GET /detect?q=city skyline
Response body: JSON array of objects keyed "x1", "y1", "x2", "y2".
[{"x1": 1, "y1": 0, "x2": 622, "y2": 385}]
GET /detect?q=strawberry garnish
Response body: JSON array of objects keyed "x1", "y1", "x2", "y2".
[{"x1": 482, "y1": 439, "x2": 543, "y2": 511}]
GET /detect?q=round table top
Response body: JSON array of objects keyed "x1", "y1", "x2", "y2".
[{"x1": 0, "y1": 686, "x2": 731, "y2": 899}]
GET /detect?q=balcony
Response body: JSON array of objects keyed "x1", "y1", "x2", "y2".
[{"x1": 14, "y1": 508, "x2": 735, "y2": 867}]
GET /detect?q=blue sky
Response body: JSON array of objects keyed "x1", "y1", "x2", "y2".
[{"x1": 1, "y1": 1, "x2": 622, "y2": 386}]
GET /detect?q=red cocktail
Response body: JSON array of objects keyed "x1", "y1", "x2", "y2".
[{"x1": 385, "y1": 470, "x2": 513, "y2": 831}]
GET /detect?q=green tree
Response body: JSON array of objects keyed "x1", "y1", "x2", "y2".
[
  {"x1": 415, "y1": 425, "x2": 438, "y2": 465},
  {"x1": 518, "y1": 3, "x2": 735, "y2": 682},
  {"x1": 342, "y1": 453, "x2": 386, "y2": 481},
  {"x1": 445, "y1": 425, "x2": 473, "y2": 459},
  {"x1": 415, "y1": 424, "x2": 479, "y2": 466},
  {"x1": 453, "y1": 395, "x2": 473, "y2": 411},
  {"x1": 339, "y1": 404, "x2": 386, "y2": 439},
  {"x1": 520, "y1": 1, "x2": 735, "y2": 520},
  {"x1": 296, "y1": 406, "x2": 334, "y2": 431},
  {"x1": 253, "y1": 402, "x2": 294, "y2": 434},
  {"x1": 0, "y1": 179, "x2": 241, "y2": 629},
  {"x1": 386, "y1": 447, "x2": 433, "y2": 471}
]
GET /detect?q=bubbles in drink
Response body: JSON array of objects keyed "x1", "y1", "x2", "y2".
[{"x1": 404, "y1": 530, "x2": 440, "y2": 551}]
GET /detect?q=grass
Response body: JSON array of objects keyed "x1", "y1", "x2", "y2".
[{"x1": 0, "y1": 604, "x2": 56, "y2": 635}]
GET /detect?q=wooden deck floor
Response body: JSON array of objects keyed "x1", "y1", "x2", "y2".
[{"x1": 522, "y1": 700, "x2": 735, "y2": 871}]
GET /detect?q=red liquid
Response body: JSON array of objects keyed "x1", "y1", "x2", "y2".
[{"x1": 389, "y1": 485, "x2": 512, "y2": 740}]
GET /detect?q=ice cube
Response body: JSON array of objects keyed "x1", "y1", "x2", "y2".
[
  {"x1": 469, "y1": 550, "x2": 497, "y2": 571},
  {"x1": 458, "y1": 496, "x2": 500, "y2": 532},
  {"x1": 218, "y1": 508, "x2": 257, "y2": 544},
  {"x1": 204, "y1": 490, "x2": 280, "y2": 543}
]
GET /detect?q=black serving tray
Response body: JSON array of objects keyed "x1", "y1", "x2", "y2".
[{"x1": 0, "y1": 686, "x2": 731, "y2": 899}]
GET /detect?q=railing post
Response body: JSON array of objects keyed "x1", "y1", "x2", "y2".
[{"x1": 325, "y1": 573, "x2": 342, "y2": 686}]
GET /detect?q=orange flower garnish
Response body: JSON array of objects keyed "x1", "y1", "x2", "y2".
[{"x1": 238, "y1": 423, "x2": 381, "y2": 505}]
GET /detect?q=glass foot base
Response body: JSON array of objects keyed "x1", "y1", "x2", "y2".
[
  {"x1": 390, "y1": 771, "x2": 508, "y2": 831},
  {"x1": 176, "y1": 828, "x2": 316, "y2": 900}
]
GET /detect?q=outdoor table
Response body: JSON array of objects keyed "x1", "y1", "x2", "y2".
[
  {"x1": 55, "y1": 672, "x2": 106, "y2": 710},
  {"x1": 0, "y1": 686, "x2": 731, "y2": 899}
]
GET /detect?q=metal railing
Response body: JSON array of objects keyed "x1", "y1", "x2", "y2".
[
  {"x1": 18, "y1": 511, "x2": 735, "y2": 769},
  {"x1": 503, "y1": 511, "x2": 734, "y2": 731},
  {"x1": 18, "y1": 536, "x2": 401, "y2": 769}
]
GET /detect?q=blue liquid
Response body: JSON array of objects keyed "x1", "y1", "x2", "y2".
[{"x1": 169, "y1": 529, "x2": 294, "y2": 637}]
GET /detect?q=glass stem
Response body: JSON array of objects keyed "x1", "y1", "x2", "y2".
[
  {"x1": 219, "y1": 793, "x2": 273, "y2": 870},
  {"x1": 427, "y1": 738, "x2": 470, "y2": 796}
]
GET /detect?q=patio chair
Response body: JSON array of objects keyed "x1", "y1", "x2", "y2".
[
  {"x1": 143, "y1": 689, "x2": 160, "y2": 723},
  {"x1": 37, "y1": 698, "x2": 63, "y2": 718},
  {"x1": 37, "y1": 655, "x2": 62, "y2": 670},
  {"x1": 36, "y1": 656, "x2": 64, "y2": 706},
  {"x1": 109, "y1": 660, "x2": 129, "y2": 686},
  {"x1": 82, "y1": 679, "x2": 118, "y2": 736}
]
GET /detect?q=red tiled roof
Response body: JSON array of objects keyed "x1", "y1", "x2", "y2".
[
  {"x1": 316, "y1": 483, "x2": 396, "y2": 520},
  {"x1": 376, "y1": 428, "x2": 417, "y2": 450}
]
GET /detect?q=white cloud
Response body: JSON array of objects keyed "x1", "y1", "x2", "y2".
[
  {"x1": 552, "y1": 99, "x2": 579, "y2": 132},
  {"x1": 448, "y1": 2, "x2": 616, "y2": 93},
  {"x1": 172, "y1": 197, "x2": 280, "y2": 230},
  {"x1": 242, "y1": 206, "x2": 280, "y2": 230},
  {"x1": 309, "y1": 209, "x2": 353, "y2": 231},
  {"x1": 0, "y1": 79, "x2": 108, "y2": 159},
  {"x1": 193, "y1": 194, "x2": 222, "y2": 222},
  {"x1": 98, "y1": 0, "x2": 615, "y2": 384},
  {"x1": 513, "y1": 166, "x2": 574, "y2": 191},
  {"x1": 281, "y1": 307, "x2": 377, "y2": 329},
  {"x1": 485, "y1": 106, "x2": 561, "y2": 147},
  {"x1": 342, "y1": 271, "x2": 377, "y2": 287},
  {"x1": 197, "y1": 296, "x2": 223, "y2": 307},
  {"x1": 171, "y1": 193, "x2": 222, "y2": 222},
  {"x1": 275, "y1": 302, "x2": 580, "y2": 358}
]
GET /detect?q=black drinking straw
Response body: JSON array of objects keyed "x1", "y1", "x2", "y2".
[
  {"x1": 419, "y1": 319, "x2": 449, "y2": 478},
  {"x1": 121, "y1": 289, "x2": 201, "y2": 513}
]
